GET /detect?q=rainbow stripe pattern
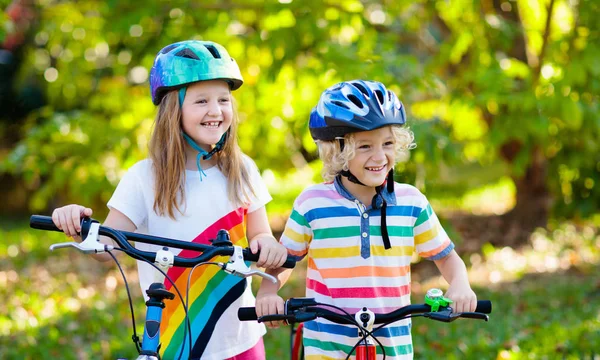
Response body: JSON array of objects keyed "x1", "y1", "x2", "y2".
[
  {"x1": 280, "y1": 180, "x2": 454, "y2": 359},
  {"x1": 159, "y1": 207, "x2": 249, "y2": 359}
]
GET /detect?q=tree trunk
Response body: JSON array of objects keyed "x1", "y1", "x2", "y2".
[
  {"x1": 496, "y1": 145, "x2": 551, "y2": 246},
  {"x1": 511, "y1": 148, "x2": 550, "y2": 227}
]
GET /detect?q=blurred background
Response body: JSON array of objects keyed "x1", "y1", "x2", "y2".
[{"x1": 1, "y1": 0, "x2": 598, "y2": 359}]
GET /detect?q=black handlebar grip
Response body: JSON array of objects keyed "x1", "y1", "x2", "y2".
[
  {"x1": 243, "y1": 250, "x2": 296, "y2": 269},
  {"x1": 475, "y1": 300, "x2": 492, "y2": 314},
  {"x1": 281, "y1": 257, "x2": 296, "y2": 269},
  {"x1": 30, "y1": 215, "x2": 62, "y2": 232},
  {"x1": 238, "y1": 307, "x2": 258, "y2": 321}
]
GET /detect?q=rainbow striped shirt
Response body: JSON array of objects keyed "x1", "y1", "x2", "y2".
[{"x1": 280, "y1": 178, "x2": 453, "y2": 360}]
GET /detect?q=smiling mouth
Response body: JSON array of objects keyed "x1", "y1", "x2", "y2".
[
  {"x1": 366, "y1": 165, "x2": 386, "y2": 172},
  {"x1": 201, "y1": 121, "x2": 222, "y2": 129}
]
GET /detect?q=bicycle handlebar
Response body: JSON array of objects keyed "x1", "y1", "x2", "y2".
[
  {"x1": 238, "y1": 298, "x2": 491, "y2": 324},
  {"x1": 30, "y1": 215, "x2": 296, "y2": 269}
]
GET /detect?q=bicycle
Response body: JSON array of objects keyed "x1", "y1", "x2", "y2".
[
  {"x1": 238, "y1": 289, "x2": 492, "y2": 360},
  {"x1": 29, "y1": 215, "x2": 296, "y2": 360}
]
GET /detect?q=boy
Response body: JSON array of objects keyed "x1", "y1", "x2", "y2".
[{"x1": 256, "y1": 80, "x2": 477, "y2": 359}]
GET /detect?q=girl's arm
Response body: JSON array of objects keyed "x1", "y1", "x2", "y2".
[
  {"x1": 246, "y1": 206, "x2": 288, "y2": 269},
  {"x1": 52, "y1": 204, "x2": 136, "y2": 262},
  {"x1": 433, "y1": 249, "x2": 477, "y2": 312}
]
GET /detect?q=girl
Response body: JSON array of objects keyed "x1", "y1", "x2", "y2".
[{"x1": 52, "y1": 40, "x2": 288, "y2": 360}]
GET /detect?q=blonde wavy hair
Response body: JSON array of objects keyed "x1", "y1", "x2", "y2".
[
  {"x1": 148, "y1": 91, "x2": 255, "y2": 219},
  {"x1": 317, "y1": 125, "x2": 416, "y2": 182}
]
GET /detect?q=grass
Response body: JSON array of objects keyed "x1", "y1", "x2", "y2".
[{"x1": 1, "y1": 217, "x2": 599, "y2": 359}]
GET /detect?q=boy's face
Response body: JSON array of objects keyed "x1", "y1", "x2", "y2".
[{"x1": 347, "y1": 126, "x2": 396, "y2": 188}]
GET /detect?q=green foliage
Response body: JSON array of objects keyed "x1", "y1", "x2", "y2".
[
  {"x1": 412, "y1": 274, "x2": 599, "y2": 358},
  {"x1": 0, "y1": 219, "x2": 144, "y2": 359},
  {"x1": 1, "y1": 0, "x2": 599, "y2": 219}
]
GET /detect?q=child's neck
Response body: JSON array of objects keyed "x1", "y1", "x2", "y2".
[
  {"x1": 340, "y1": 176, "x2": 377, "y2": 206},
  {"x1": 184, "y1": 145, "x2": 217, "y2": 171}
]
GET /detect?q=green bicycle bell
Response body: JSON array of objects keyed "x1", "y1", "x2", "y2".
[{"x1": 424, "y1": 288, "x2": 453, "y2": 312}]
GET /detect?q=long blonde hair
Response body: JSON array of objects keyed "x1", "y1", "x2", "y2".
[
  {"x1": 317, "y1": 125, "x2": 415, "y2": 182},
  {"x1": 148, "y1": 91, "x2": 255, "y2": 219}
]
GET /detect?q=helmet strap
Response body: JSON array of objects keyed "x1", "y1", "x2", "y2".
[
  {"x1": 386, "y1": 167, "x2": 395, "y2": 193},
  {"x1": 178, "y1": 87, "x2": 187, "y2": 107},
  {"x1": 181, "y1": 131, "x2": 228, "y2": 181},
  {"x1": 371, "y1": 171, "x2": 394, "y2": 250},
  {"x1": 339, "y1": 169, "x2": 366, "y2": 186},
  {"x1": 370, "y1": 169, "x2": 395, "y2": 251}
]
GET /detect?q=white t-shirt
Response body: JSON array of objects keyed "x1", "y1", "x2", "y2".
[{"x1": 107, "y1": 156, "x2": 269, "y2": 359}]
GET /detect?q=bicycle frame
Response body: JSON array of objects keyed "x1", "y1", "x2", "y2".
[
  {"x1": 290, "y1": 308, "x2": 378, "y2": 360},
  {"x1": 136, "y1": 283, "x2": 174, "y2": 358},
  {"x1": 291, "y1": 323, "x2": 304, "y2": 360}
]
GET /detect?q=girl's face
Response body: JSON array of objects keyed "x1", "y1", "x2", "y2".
[
  {"x1": 346, "y1": 126, "x2": 396, "y2": 188},
  {"x1": 180, "y1": 80, "x2": 233, "y2": 151}
]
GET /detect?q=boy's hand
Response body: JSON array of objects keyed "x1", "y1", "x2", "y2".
[
  {"x1": 52, "y1": 204, "x2": 93, "y2": 239},
  {"x1": 255, "y1": 292, "x2": 285, "y2": 328},
  {"x1": 444, "y1": 282, "x2": 477, "y2": 313},
  {"x1": 249, "y1": 235, "x2": 288, "y2": 269}
]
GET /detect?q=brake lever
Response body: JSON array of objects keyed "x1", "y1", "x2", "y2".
[
  {"x1": 223, "y1": 246, "x2": 277, "y2": 283},
  {"x1": 425, "y1": 309, "x2": 489, "y2": 323},
  {"x1": 257, "y1": 314, "x2": 295, "y2": 323},
  {"x1": 424, "y1": 309, "x2": 460, "y2": 323},
  {"x1": 49, "y1": 222, "x2": 113, "y2": 254},
  {"x1": 457, "y1": 312, "x2": 489, "y2": 321}
]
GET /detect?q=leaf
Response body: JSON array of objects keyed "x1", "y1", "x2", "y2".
[{"x1": 561, "y1": 100, "x2": 583, "y2": 130}]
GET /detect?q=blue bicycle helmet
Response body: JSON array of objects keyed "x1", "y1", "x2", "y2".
[{"x1": 309, "y1": 80, "x2": 406, "y2": 141}]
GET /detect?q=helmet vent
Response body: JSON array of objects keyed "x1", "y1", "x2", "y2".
[
  {"x1": 388, "y1": 91, "x2": 393, "y2": 101},
  {"x1": 352, "y1": 82, "x2": 370, "y2": 97},
  {"x1": 332, "y1": 100, "x2": 349, "y2": 109},
  {"x1": 160, "y1": 44, "x2": 179, "y2": 54},
  {"x1": 204, "y1": 45, "x2": 222, "y2": 59},
  {"x1": 374, "y1": 90, "x2": 384, "y2": 105},
  {"x1": 175, "y1": 48, "x2": 200, "y2": 60},
  {"x1": 347, "y1": 94, "x2": 363, "y2": 108}
]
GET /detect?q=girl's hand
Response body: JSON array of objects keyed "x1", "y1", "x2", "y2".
[
  {"x1": 444, "y1": 282, "x2": 477, "y2": 313},
  {"x1": 249, "y1": 235, "x2": 288, "y2": 269},
  {"x1": 52, "y1": 204, "x2": 93, "y2": 239},
  {"x1": 255, "y1": 292, "x2": 285, "y2": 328}
]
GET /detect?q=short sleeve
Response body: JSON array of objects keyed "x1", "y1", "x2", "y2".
[
  {"x1": 413, "y1": 199, "x2": 454, "y2": 261},
  {"x1": 279, "y1": 200, "x2": 312, "y2": 262},
  {"x1": 107, "y1": 162, "x2": 148, "y2": 228},
  {"x1": 243, "y1": 156, "x2": 272, "y2": 213}
]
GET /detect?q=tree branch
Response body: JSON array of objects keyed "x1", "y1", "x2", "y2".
[{"x1": 533, "y1": 0, "x2": 556, "y2": 86}]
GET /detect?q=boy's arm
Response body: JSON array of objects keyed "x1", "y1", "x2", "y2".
[
  {"x1": 433, "y1": 250, "x2": 477, "y2": 313},
  {"x1": 258, "y1": 267, "x2": 294, "y2": 295},
  {"x1": 254, "y1": 202, "x2": 309, "y2": 327},
  {"x1": 255, "y1": 266, "x2": 294, "y2": 328}
]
